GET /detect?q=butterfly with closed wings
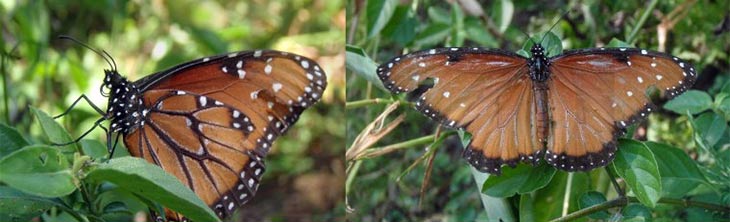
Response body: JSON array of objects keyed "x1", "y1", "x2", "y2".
[{"x1": 63, "y1": 43, "x2": 326, "y2": 221}]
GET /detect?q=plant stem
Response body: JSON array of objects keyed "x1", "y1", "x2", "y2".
[
  {"x1": 356, "y1": 134, "x2": 436, "y2": 160},
  {"x1": 346, "y1": 98, "x2": 396, "y2": 109},
  {"x1": 605, "y1": 167, "x2": 625, "y2": 197},
  {"x1": 345, "y1": 160, "x2": 362, "y2": 197},
  {"x1": 627, "y1": 0, "x2": 660, "y2": 44},
  {"x1": 550, "y1": 197, "x2": 628, "y2": 222},
  {"x1": 551, "y1": 196, "x2": 730, "y2": 222}
]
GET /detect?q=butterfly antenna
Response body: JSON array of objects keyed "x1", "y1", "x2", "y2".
[
  {"x1": 517, "y1": 28, "x2": 536, "y2": 50},
  {"x1": 58, "y1": 35, "x2": 116, "y2": 71},
  {"x1": 539, "y1": 10, "x2": 571, "y2": 45}
]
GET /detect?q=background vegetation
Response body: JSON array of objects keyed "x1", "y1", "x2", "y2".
[
  {"x1": 1, "y1": 1, "x2": 345, "y2": 221},
  {"x1": 346, "y1": 0, "x2": 729, "y2": 221}
]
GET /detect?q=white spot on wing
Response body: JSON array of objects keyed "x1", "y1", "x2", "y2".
[
  {"x1": 272, "y1": 82, "x2": 283, "y2": 93},
  {"x1": 264, "y1": 64, "x2": 272, "y2": 74},
  {"x1": 238, "y1": 69, "x2": 246, "y2": 79}
]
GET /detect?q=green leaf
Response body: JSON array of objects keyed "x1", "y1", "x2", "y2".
[
  {"x1": 380, "y1": 5, "x2": 417, "y2": 46},
  {"x1": 31, "y1": 107, "x2": 77, "y2": 153},
  {"x1": 427, "y1": 6, "x2": 450, "y2": 24},
  {"x1": 80, "y1": 139, "x2": 109, "y2": 160},
  {"x1": 470, "y1": 167, "x2": 515, "y2": 222},
  {"x1": 518, "y1": 31, "x2": 562, "y2": 58},
  {"x1": 0, "y1": 123, "x2": 29, "y2": 157},
  {"x1": 579, "y1": 191, "x2": 610, "y2": 219},
  {"x1": 345, "y1": 45, "x2": 384, "y2": 90},
  {"x1": 448, "y1": 2, "x2": 465, "y2": 47},
  {"x1": 622, "y1": 204, "x2": 652, "y2": 222},
  {"x1": 721, "y1": 80, "x2": 730, "y2": 94},
  {"x1": 607, "y1": 38, "x2": 634, "y2": 47},
  {"x1": 0, "y1": 145, "x2": 75, "y2": 197},
  {"x1": 518, "y1": 194, "x2": 535, "y2": 222},
  {"x1": 0, "y1": 186, "x2": 60, "y2": 222},
  {"x1": 611, "y1": 139, "x2": 661, "y2": 208},
  {"x1": 663, "y1": 90, "x2": 712, "y2": 115},
  {"x1": 714, "y1": 93, "x2": 730, "y2": 120},
  {"x1": 366, "y1": 0, "x2": 398, "y2": 38},
  {"x1": 86, "y1": 157, "x2": 219, "y2": 222},
  {"x1": 464, "y1": 18, "x2": 497, "y2": 48},
  {"x1": 645, "y1": 142, "x2": 708, "y2": 198},
  {"x1": 494, "y1": 0, "x2": 514, "y2": 33},
  {"x1": 482, "y1": 163, "x2": 556, "y2": 197},
  {"x1": 413, "y1": 23, "x2": 451, "y2": 47},
  {"x1": 692, "y1": 112, "x2": 727, "y2": 148}
]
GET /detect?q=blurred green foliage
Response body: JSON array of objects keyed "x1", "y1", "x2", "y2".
[
  {"x1": 1, "y1": 0, "x2": 345, "y2": 221},
  {"x1": 346, "y1": 0, "x2": 729, "y2": 221}
]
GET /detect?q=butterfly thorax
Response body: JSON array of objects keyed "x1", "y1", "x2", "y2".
[
  {"x1": 528, "y1": 45, "x2": 551, "y2": 82},
  {"x1": 103, "y1": 70, "x2": 144, "y2": 134}
]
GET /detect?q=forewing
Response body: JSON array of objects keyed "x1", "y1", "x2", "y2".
[
  {"x1": 125, "y1": 50, "x2": 326, "y2": 219},
  {"x1": 546, "y1": 48, "x2": 696, "y2": 171},
  {"x1": 377, "y1": 47, "x2": 539, "y2": 174}
]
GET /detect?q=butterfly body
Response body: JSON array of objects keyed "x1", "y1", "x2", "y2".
[
  {"x1": 104, "y1": 72, "x2": 144, "y2": 134},
  {"x1": 377, "y1": 45, "x2": 695, "y2": 174},
  {"x1": 98, "y1": 50, "x2": 326, "y2": 220}
]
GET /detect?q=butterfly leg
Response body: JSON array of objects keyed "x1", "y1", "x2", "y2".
[
  {"x1": 51, "y1": 117, "x2": 106, "y2": 146},
  {"x1": 54, "y1": 94, "x2": 106, "y2": 119}
]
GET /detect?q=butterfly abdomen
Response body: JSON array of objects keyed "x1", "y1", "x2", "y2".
[{"x1": 533, "y1": 81, "x2": 549, "y2": 146}]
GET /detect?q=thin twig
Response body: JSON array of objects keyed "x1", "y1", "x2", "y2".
[
  {"x1": 355, "y1": 135, "x2": 435, "y2": 160},
  {"x1": 551, "y1": 196, "x2": 730, "y2": 222},
  {"x1": 605, "y1": 167, "x2": 625, "y2": 197},
  {"x1": 346, "y1": 98, "x2": 396, "y2": 109}
]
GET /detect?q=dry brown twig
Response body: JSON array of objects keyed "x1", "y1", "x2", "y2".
[{"x1": 346, "y1": 101, "x2": 405, "y2": 161}]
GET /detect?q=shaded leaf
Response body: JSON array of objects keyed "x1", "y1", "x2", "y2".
[
  {"x1": 645, "y1": 142, "x2": 708, "y2": 198},
  {"x1": 345, "y1": 45, "x2": 384, "y2": 90},
  {"x1": 623, "y1": 204, "x2": 652, "y2": 222},
  {"x1": 31, "y1": 107, "x2": 77, "y2": 153},
  {"x1": 86, "y1": 157, "x2": 219, "y2": 222},
  {"x1": 0, "y1": 145, "x2": 75, "y2": 197},
  {"x1": 611, "y1": 139, "x2": 661, "y2": 208},
  {"x1": 664, "y1": 90, "x2": 712, "y2": 115},
  {"x1": 482, "y1": 163, "x2": 556, "y2": 197},
  {"x1": 0, "y1": 123, "x2": 29, "y2": 157},
  {"x1": 366, "y1": 0, "x2": 398, "y2": 38},
  {"x1": 0, "y1": 186, "x2": 61, "y2": 221},
  {"x1": 692, "y1": 112, "x2": 727, "y2": 148},
  {"x1": 579, "y1": 191, "x2": 610, "y2": 219}
]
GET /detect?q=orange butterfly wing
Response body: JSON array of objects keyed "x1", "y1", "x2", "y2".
[
  {"x1": 123, "y1": 50, "x2": 326, "y2": 220},
  {"x1": 377, "y1": 48, "x2": 541, "y2": 174},
  {"x1": 545, "y1": 48, "x2": 696, "y2": 170}
]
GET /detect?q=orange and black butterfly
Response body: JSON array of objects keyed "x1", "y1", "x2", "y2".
[
  {"x1": 376, "y1": 42, "x2": 695, "y2": 174},
  {"x1": 71, "y1": 46, "x2": 326, "y2": 220}
]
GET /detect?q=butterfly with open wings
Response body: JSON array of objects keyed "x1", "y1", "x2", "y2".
[{"x1": 376, "y1": 41, "x2": 696, "y2": 175}]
